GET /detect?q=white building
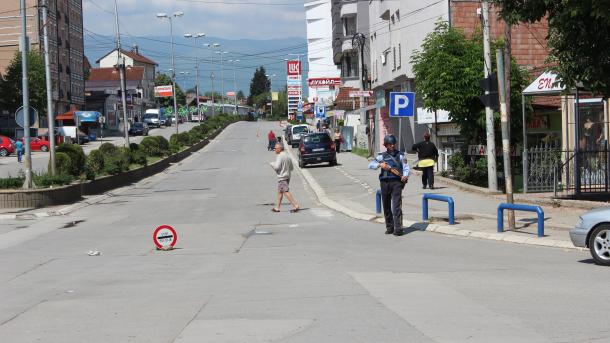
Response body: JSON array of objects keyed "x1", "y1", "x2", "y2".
[{"x1": 304, "y1": 0, "x2": 341, "y2": 104}]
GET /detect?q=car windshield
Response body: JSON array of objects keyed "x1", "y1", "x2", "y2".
[
  {"x1": 303, "y1": 134, "x2": 331, "y2": 144},
  {"x1": 144, "y1": 114, "x2": 156, "y2": 118},
  {"x1": 293, "y1": 126, "x2": 308, "y2": 134}
]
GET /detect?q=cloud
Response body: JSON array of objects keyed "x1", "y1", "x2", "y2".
[{"x1": 83, "y1": 0, "x2": 307, "y2": 39}]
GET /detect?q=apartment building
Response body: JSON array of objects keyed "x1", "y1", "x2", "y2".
[{"x1": 0, "y1": 0, "x2": 85, "y2": 115}]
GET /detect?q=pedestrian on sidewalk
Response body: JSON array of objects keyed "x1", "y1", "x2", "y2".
[
  {"x1": 267, "y1": 130, "x2": 277, "y2": 151},
  {"x1": 269, "y1": 142, "x2": 300, "y2": 213},
  {"x1": 333, "y1": 128, "x2": 343, "y2": 153},
  {"x1": 15, "y1": 139, "x2": 23, "y2": 163},
  {"x1": 369, "y1": 135, "x2": 410, "y2": 236},
  {"x1": 316, "y1": 120, "x2": 321, "y2": 132},
  {"x1": 412, "y1": 132, "x2": 438, "y2": 190}
]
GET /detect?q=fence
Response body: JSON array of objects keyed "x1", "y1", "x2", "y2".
[
  {"x1": 526, "y1": 143, "x2": 563, "y2": 192},
  {"x1": 554, "y1": 144, "x2": 610, "y2": 199}
]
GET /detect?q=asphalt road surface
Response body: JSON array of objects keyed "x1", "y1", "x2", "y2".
[
  {"x1": 0, "y1": 122, "x2": 198, "y2": 178},
  {"x1": 0, "y1": 121, "x2": 608, "y2": 343}
]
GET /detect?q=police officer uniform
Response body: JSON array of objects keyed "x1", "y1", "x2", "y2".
[{"x1": 368, "y1": 135, "x2": 410, "y2": 236}]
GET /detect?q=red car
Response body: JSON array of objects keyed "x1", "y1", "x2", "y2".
[
  {"x1": 26, "y1": 137, "x2": 51, "y2": 152},
  {"x1": 0, "y1": 136, "x2": 15, "y2": 157}
]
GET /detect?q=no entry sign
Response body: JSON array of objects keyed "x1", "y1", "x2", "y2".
[{"x1": 153, "y1": 225, "x2": 177, "y2": 250}]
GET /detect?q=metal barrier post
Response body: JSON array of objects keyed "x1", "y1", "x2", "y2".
[
  {"x1": 422, "y1": 196, "x2": 429, "y2": 221},
  {"x1": 375, "y1": 189, "x2": 382, "y2": 215},
  {"x1": 422, "y1": 194, "x2": 455, "y2": 225},
  {"x1": 497, "y1": 203, "x2": 545, "y2": 237}
]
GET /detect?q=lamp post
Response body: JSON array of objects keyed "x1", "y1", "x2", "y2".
[
  {"x1": 156, "y1": 11, "x2": 183, "y2": 133},
  {"x1": 179, "y1": 71, "x2": 190, "y2": 119},
  {"x1": 184, "y1": 33, "x2": 205, "y2": 122},
  {"x1": 228, "y1": 59, "x2": 239, "y2": 114},
  {"x1": 19, "y1": 0, "x2": 32, "y2": 188},
  {"x1": 215, "y1": 50, "x2": 229, "y2": 111},
  {"x1": 266, "y1": 74, "x2": 276, "y2": 118},
  {"x1": 205, "y1": 43, "x2": 220, "y2": 114}
]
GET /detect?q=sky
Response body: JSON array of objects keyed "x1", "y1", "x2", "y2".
[
  {"x1": 82, "y1": 0, "x2": 307, "y2": 41},
  {"x1": 82, "y1": 0, "x2": 309, "y2": 95}
]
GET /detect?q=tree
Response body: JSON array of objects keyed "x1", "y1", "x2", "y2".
[
  {"x1": 0, "y1": 51, "x2": 47, "y2": 118},
  {"x1": 154, "y1": 72, "x2": 185, "y2": 109},
  {"x1": 248, "y1": 66, "x2": 270, "y2": 106},
  {"x1": 492, "y1": 0, "x2": 610, "y2": 96},
  {"x1": 236, "y1": 90, "x2": 245, "y2": 100},
  {"x1": 411, "y1": 22, "x2": 528, "y2": 144}
]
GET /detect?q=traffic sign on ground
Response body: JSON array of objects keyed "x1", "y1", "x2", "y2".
[{"x1": 153, "y1": 225, "x2": 178, "y2": 250}]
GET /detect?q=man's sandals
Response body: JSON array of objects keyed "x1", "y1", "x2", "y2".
[{"x1": 270, "y1": 207, "x2": 300, "y2": 213}]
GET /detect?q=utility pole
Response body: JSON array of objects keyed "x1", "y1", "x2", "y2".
[
  {"x1": 211, "y1": 72, "x2": 215, "y2": 115},
  {"x1": 352, "y1": 33, "x2": 368, "y2": 154},
  {"x1": 156, "y1": 12, "x2": 183, "y2": 133},
  {"x1": 184, "y1": 33, "x2": 205, "y2": 122},
  {"x1": 481, "y1": 1, "x2": 498, "y2": 191},
  {"x1": 20, "y1": 0, "x2": 32, "y2": 188},
  {"x1": 114, "y1": 0, "x2": 129, "y2": 146},
  {"x1": 497, "y1": 49, "x2": 515, "y2": 230},
  {"x1": 41, "y1": 0, "x2": 56, "y2": 175}
]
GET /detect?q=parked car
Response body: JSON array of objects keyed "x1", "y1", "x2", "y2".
[
  {"x1": 171, "y1": 116, "x2": 185, "y2": 124},
  {"x1": 128, "y1": 122, "x2": 149, "y2": 136},
  {"x1": 289, "y1": 124, "x2": 309, "y2": 147},
  {"x1": 159, "y1": 115, "x2": 171, "y2": 126},
  {"x1": 20, "y1": 137, "x2": 50, "y2": 152},
  {"x1": 0, "y1": 135, "x2": 15, "y2": 157},
  {"x1": 77, "y1": 131, "x2": 90, "y2": 145},
  {"x1": 570, "y1": 207, "x2": 610, "y2": 265},
  {"x1": 297, "y1": 132, "x2": 337, "y2": 168}
]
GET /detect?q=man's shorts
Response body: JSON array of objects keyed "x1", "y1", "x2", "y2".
[{"x1": 278, "y1": 179, "x2": 290, "y2": 193}]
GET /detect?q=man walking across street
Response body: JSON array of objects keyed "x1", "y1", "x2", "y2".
[
  {"x1": 412, "y1": 132, "x2": 438, "y2": 189},
  {"x1": 15, "y1": 139, "x2": 23, "y2": 163},
  {"x1": 269, "y1": 142, "x2": 300, "y2": 213},
  {"x1": 267, "y1": 130, "x2": 277, "y2": 151},
  {"x1": 369, "y1": 135, "x2": 410, "y2": 236}
]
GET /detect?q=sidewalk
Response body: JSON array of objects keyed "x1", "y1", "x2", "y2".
[{"x1": 286, "y1": 146, "x2": 591, "y2": 250}]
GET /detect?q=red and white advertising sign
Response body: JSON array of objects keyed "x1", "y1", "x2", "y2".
[
  {"x1": 522, "y1": 72, "x2": 565, "y2": 95},
  {"x1": 153, "y1": 225, "x2": 178, "y2": 250},
  {"x1": 349, "y1": 90, "x2": 373, "y2": 98},
  {"x1": 287, "y1": 60, "x2": 302, "y2": 76},
  {"x1": 154, "y1": 85, "x2": 173, "y2": 98},
  {"x1": 226, "y1": 91, "x2": 236, "y2": 97},
  {"x1": 288, "y1": 90, "x2": 302, "y2": 96},
  {"x1": 308, "y1": 78, "x2": 341, "y2": 88}
]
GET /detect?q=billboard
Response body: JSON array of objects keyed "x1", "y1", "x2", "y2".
[
  {"x1": 287, "y1": 60, "x2": 302, "y2": 76},
  {"x1": 154, "y1": 85, "x2": 173, "y2": 98},
  {"x1": 308, "y1": 78, "x2": 341, "y2": 88}
]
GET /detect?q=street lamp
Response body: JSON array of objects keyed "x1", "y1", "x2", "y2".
[
  {"x1": 184, "y1": 32, "x2": 205, "y2": 122},
  {"x1": 204, "y1": 43, "x2": 220, "y2": 114},
  {"x1": 228, "y1": 59, "x2": 239, "y2": 114},
  {"x1": 215, "y1": 50, "x2": 229, "y2": 108},
  {"x1": 266, "y1": 73, "x2": 276, "y2": 118},
  {"x1": 156, "y1": 11, "x2": 183, "y2": 133}
]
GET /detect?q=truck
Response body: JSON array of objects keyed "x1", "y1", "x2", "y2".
[{"x1": 143, "y1": 109, "x2": 163, "y2": 128}]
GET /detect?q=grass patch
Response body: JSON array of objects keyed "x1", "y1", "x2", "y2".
[
  {"x1": 146, "y1": 156, "x2": 162, "y2": 165},
  {"x1": 352, "y1": 147, "x2": 370, "y2": 158}
]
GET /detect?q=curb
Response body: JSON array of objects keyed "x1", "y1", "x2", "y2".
[{"x1": 289, "y1": 148, "x2": 581, "y2": 251}]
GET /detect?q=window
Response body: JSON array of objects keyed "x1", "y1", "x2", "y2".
[
  {"x1": 341, "y1": 52, "x2": 359, "y2": 78},
  {"x1": 398, "y1": 43, "x2": 402, "y2": 69},
  {"x1": 343, "y1": 16, "x2": 357, "y2": 36},
  {"x1": 392, "y1": 47, "x2": 396, "y2": 71}
]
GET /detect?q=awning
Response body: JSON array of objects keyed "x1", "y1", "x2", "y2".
[
  {"x1": 75, "y1": 111, "x2": 101, "y2": 123},
  {"x1": 523, "y1": 72, "x2": 565, "y2": 96},
  {"x1": 56, "y1": 111, "x2": 75, "y2": 121}
]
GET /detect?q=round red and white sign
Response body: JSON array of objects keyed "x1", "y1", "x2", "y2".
[{"x1": 153, "y1": 225, "x2": 178, "y2": 249}]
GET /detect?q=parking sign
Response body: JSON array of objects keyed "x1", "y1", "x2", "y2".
[{"x1": 389, "y1": 92, "x2": 415, "y2": 117}]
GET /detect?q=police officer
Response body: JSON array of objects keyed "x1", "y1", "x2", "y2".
[{"x1": 369, "y1": 135, "x2": 410, "y2": 236}]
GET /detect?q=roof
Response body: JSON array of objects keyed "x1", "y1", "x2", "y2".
[
  {"x1": 88, "y1": 67, "x2": 145, "y2": 82},
  {"x1": 333, "y1": 87, "x2": 374, "y2": 111},
  {"x1": 95, "y1": 49, "x2": 158, "y2": 66}
]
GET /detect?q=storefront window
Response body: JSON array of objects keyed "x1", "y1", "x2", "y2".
[{"x1": 578, "y1": 101, "x2": 606, "y2": 151}]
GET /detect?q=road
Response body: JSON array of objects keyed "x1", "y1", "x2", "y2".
[
  {"x1": 0, "y1": 121, "x2": 608, "y2": 342},
  {"x1": 0, "y1": 122, "x2": 198, "y2": 178}
]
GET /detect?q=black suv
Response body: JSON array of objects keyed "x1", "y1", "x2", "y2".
[{"x1": 297, "y1": 132, "x2": 337, "y2": 167}]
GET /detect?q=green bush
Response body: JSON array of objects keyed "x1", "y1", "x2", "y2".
[
  {"x1": 170, "y1": 133, "x2": 190, "y2": 147},
  {"x1": 169, "y1": 143, "x2": 181, "y2": 154},
  {"x1": 33, "y1": 173, "x2": 73, "y2": 187},
  {"x1": 140, "y1": 136, "x2": 162, "y2": 156},
  {"x1": 85, "y1": 149, "x2": 105, "y2": 180},
  {"x1": 130, "y1": 148, "x2": 147, "y2": 166},
  {"x1": 154, "y1": 136, "x2": 170, "y2": 154},
  {"x1": 447, "y1": 151, "x2": 488, "y2": 187},
  {"x1": 129, "y1": 143, "x2": 140, "y2": 151},
  {"x1": 56, "y1": 144, "x2": 85, "y2": 176},
  {"x1": 99, "y1": 142, "x2": 118, "y2": 155},
  {"x1": 50, "y1": 152, "x2": 73, "y2": 176},
  {"x1": 103, "y1": 147, "x2": 131, "y2": 175},
  {"x1": 0, "y1": 177, "x2": 24, "y2": 189}
]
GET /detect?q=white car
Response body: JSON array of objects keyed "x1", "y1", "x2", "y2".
[
  {"x1": 289, "y1": 125, "x2": 309, "y2": 147},
  {"x1": 570, "y1": 207, "x2": 610, "y2": 265}
]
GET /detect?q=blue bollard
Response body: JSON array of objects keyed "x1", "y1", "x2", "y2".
[
  {"x1": 422, "y1": 194, "x2": 455, "y2": 225},
  {"x1": 497, "y1": 203, "x2": 544, "y2": 237},
  {"x1": 375, "y1": 189, "x2": 382, "y2": 215}
]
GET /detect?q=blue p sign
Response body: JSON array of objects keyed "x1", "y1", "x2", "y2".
[{"x1": 389, "y1": 92, "x2": 415, "y2": 117}]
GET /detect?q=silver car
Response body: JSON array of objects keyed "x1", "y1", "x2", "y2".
[{"x1": 570, "y1": 207, "x2": 610, "y2": 266}]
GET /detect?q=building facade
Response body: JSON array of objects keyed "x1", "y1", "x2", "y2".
[
  {"x1": 0, "y1": 0, "x2": 85, "y2": 115},
  {"x1": 304, "y1": 0, "x2": 341, "y2": 104}
]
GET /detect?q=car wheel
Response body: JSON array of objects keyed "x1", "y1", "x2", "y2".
[
  {"x1": 40, "y1": 145, "x2": 49, "y2": 152},
  {"x1": 298, "y1": 159, "x2": 305, "y2": 168},
  {"x1": 0, "y1": 148, "x2": 7, "y2": 157},
  {"x1": 589, "y1": 224, "x2": 610, "y2": 266}
]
